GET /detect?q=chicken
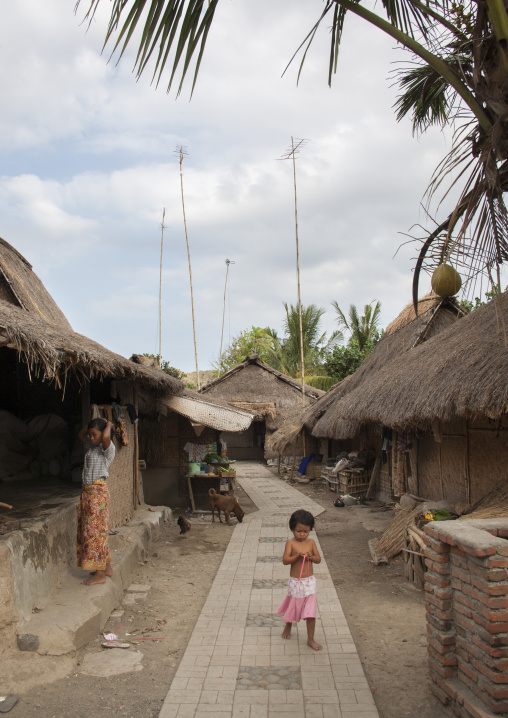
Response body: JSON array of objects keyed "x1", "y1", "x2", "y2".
[{"x1": 177, "y1": 515, "x2": 191, "y2": 537}]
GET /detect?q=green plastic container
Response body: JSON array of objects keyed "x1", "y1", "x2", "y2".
[{"x1": 188, "y1": 462, "x2": 201, "y2": 476}]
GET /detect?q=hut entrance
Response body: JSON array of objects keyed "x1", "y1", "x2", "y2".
[
  {"x1": 220, "y1": 421, "x2": 265, "y2": 460},
  {"x1": 0, "y1": 347, "x2": 84, "y2": 533}
]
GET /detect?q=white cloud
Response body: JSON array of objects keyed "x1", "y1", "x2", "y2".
[{"x1": 0, "y1": 0, "x2": 467, "y2": 370}]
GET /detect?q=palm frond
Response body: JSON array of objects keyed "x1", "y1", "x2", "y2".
[{"x1": 75, "y1": 0, "x2": 218, "y2": 96}]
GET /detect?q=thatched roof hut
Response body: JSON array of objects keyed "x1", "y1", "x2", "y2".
[
  {"x1": 0, "y1": 301, "x2": 184, "y2": 394},
  {"x1": 0, "y1": 238, "x2": 72, "y2": 330},
  {"x1": 269, "y1": 292, "x2": 464, "y2": 453},
  {"x1": 330, "y1": 290, "x2": 508, "y2": 433},
  {"x1": 200, "y1": 354, "x2": 324, "y2": 459}
]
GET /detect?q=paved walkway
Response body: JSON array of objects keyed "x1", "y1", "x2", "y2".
[{"x1": 159, "y1": 462, "x2": 379, "y2": 718}]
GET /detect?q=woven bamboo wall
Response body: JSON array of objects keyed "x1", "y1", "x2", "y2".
[
  {"x1": 469, "y1": 416, "x2": 508, "y2": 503},
  {"x1": 416, "y1": 416, "x2": 508, "y2": 505},
  {"x1": 108, "y1": 416, "x2": 135, "y2": 528},
  {"x1": 138, "y1": 412, "x2": 179, "y2": 468}
]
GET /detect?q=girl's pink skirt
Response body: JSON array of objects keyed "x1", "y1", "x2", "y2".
[{"x1": 277, "y1": 575, "x2": 317, "y2": 623}]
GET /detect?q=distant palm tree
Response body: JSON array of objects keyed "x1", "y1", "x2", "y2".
[
  {"x1": 331, "y1": 300, "x2": 381, "y2": 352},
  {"x1": 281, "y1": 303, "x2": 341, "y2": 377}
]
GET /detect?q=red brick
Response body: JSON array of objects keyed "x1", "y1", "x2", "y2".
[
  {"x1": 425, "y1": 549, "x2": 451, "y2": 564},
  {"x1": 457, "y1": 636, "x2": 480, "y2": 660},
  {"x1": 452, "y1": 566, "x2": 473, "y2": 584},
  {"x1": 426, "y1": 592, "x2": 452, "y2": 611},
  {"x1": 472, "y1": 659, "x2": 508, "y2": 684},
  {"x1": 475, "y1": 627, "x2": 508, "y2": 648},
  {"x1": 425, "y1": 524, "x2": 441, "y2": 541},
  {"x1": 482, "y1": 680, "x2": 508, "y2": 700},
  {"x1": 423, "y1": 534, "x2": 431, "y2": 546},
  {"x1": 471, "y1": 588, "x2": 508, "y2": 609},
  {"x1": 460, "y1": 545, "x2": 497, "y2": 560},
  {"x1": 458, "y1": 657, "x2": 479, "y2": 683},
  {"x1": 487, "y1": 558, "x2": 508, "y2": 569},
  {"x1": 427, "y1": 559, "x2": 452, "y2": 575},
  {"x1": 454, "y1": 601, "x2": 474, "y2": 619},
  {"x1": 462, "y1": 693, "x2": 504, "y2": 718},
  {"x1": 456, "y1": 646, "x2": 470, "y2": 663},
  {"x1": 429, "y1": 537, "x2": 451, "y2": 554},
  {"x1": 469, "y1": 564, "x2": 508, "y2": 582},
  {"x1": 429, "y1": 655, "x2": 456, "y2": 678},
  {"x1": 473, "y1": 613, "x2": 508, "y2": 634},
  {"x1": 452, "y1": 578, "x2": 473, "y2": 596},
  {"x1": 427, "y1": 612, "x2": 453, "y2": 632},
  {"x1": 475, "y1": 602, "x2": 508, "y2": 622},
  {"x1": 455, "y1": 592, "x2": 475, "y2": 610},
  {"x1": 455, "y1": 611, "x2": 476, "y2": 634},
  {"x1": 471, "y1": 576, "x2": 508, "y2": 596},
  {"x1": 458, "y1": 667, "x2": 475, "y2": 691},
  {"x1": 435, "y1": 675, "x2": 458, "y2": 700},
  {"x1": 429, "y1": 635, "x2": 455, "y2": 655},
  {"x1": 426, "y1": 573, "x2": 450, "y2": 589},
  {"x1": 429, "y1": 679, "x2": 451, "y2": 705}
]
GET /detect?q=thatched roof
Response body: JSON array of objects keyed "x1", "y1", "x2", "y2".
[
  {"x1": 0, "y1": 238, "x2": 72, "y2": 330},
  {"x1": 310, "y1": 292, "x2": 464, "y2": 439},
  {"x1": 201, "y1": 354, "x2": 325, "y2": 401},
  {"x1": 0, "y1": 301, "x2": 184, "y2": 394},
  {"x1": 325, "y1": 290, "x2": 508, "y2": 434},
  {"x1": 269, "y1": 293, "x2": 464, "y2": 451},
  {"x1": 160, "y1": 390, "x2": 254, "y2": 432}
]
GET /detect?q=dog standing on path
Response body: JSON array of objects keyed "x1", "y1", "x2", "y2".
[{"x1": 209, "y1": 488, "x2": 245, "y2": 525}]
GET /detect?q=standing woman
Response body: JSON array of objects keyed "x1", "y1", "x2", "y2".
[{"x1": 77, "y1": 418, "x2": 115, "y2": 586}]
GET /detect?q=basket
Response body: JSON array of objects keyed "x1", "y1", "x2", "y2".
[{"x1": 338, "y1": 469, "x2": 369, "y2": 496}]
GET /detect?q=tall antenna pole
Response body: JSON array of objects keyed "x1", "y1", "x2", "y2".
[
  {"x1": 176, "y1": 146, "x2": 200, "y2": 390},
  {"x1": 158, "y1": 208, "x2": 166, "y2": 368},
  {"x1": 278, "y1": 137, "x2": 309, "y2": 406},
  {"x1": 219, "y1": 258, "x2": 234, "y2": 376}
]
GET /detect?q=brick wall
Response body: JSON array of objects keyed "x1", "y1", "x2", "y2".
[{"x1": 424, "y1": 519, "x2": 508, "y2": 717}]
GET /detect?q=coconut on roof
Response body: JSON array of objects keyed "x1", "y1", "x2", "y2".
[
  {"x1": 0, "y1": 237, "x2": 72, "y2": 330},
  {"x1": 326, "y1": 290, "x2": 508, "y2": 434}
]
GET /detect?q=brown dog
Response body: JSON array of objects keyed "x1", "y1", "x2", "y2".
[{"x1": 209, "y1": 488, "x2": 245, "y2": 525}]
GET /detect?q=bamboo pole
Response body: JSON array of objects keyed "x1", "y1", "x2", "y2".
[
  {"x1": 291, "y1": 136, "x2": 306, "y2": 408},
  {"x1": 177, "y1": 147, "x2": 200, "y2": 390},
  {"x1": 158, "y1": 208, "x2": 165, "y2": 368}
]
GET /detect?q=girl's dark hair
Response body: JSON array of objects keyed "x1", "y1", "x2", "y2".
[
  {"x1": 88, "y1": 418, "x2": 108, "y2": 432},
  {"x1": 289, "y1": 509, "x2": 315, "y2": 531}
]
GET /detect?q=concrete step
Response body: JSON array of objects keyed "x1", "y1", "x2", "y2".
[{"x1": 16, "y1": 506, "x2": 171, "y2": 657}]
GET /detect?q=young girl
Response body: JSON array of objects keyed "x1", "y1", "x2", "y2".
[
  {"x1": 277, "y1": 509, "x2": 322, "y2": 650},
  {"x1": 77, "y1": 418, "x2": 115, "y2": 586}
]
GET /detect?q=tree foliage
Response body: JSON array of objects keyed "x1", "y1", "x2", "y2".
[
  {"x1": 460, "y1": 285, "x2": 507, "y2": 313},
  {"x1": 143, "y1": 353, "x2": 185, "y2": 379},
  {"x1": 331, "y1": 300, "x2": 381, "y2": 351},
  {"x1": 324, "y1": 338, "x2": 377, "y2": 383},
  {"x1": 211, "y1": 327, "x2": 282, "y2": 376},
  {"x1": 212, "y1": 304, "x2": 341, "y2": 380}
]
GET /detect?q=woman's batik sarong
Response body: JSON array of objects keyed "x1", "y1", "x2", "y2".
[{"x1": 76, "y1": 480, "x2": 111, "y2": 570}]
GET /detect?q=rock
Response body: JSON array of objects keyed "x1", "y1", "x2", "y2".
[{"x1": 17, "y1": 633, "x2": 39, "y2": 652}]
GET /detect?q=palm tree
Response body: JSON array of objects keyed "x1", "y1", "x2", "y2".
[
  {"x1": 76, "y1": 0, "x2": 508, "y2": 305},
  {"x1": 281, "y1": 303, "x2": 341, "y2": 377},
  {"x1": 331, "y1": 300, "x2": 381, "y2": 351}
]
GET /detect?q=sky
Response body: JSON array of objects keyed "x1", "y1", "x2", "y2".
[{"x1": 0, "y1": 0, "x2": 474, "y2": 373}]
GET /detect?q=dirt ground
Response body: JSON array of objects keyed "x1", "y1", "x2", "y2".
[{"x1": 8, "y1": 473, "x2": 448, "y2": 718}]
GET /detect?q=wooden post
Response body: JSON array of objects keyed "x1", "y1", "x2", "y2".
[
  {"x1": 133, "y1": 386, "x2": 139, "y2": 510},
  {"x1": 465, "y1": 419, "x2": 471, "y2": 504},
  {"x1": 366, "y1": 457, "x2": 381, "y2": 499}
]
